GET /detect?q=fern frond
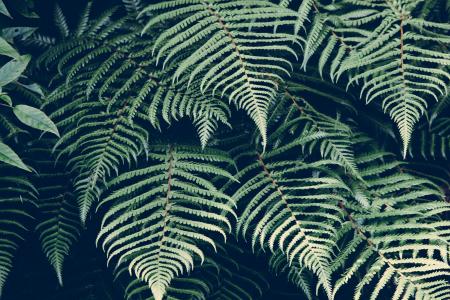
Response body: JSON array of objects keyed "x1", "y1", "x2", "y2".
[
  {"x1": 58, "y1": 102, "x2": 149, "y2": 224},
  {"x1": 269, "y1": 250, "x2": 314, "y2": 300},
  {"x1": 140, "y1": 0, "x2": 302, "y2": 148},
  {"x1": 233, "y1": 141, "x2": 349, "y2": 299},
  {"x1": 408, "y1": 117, "x2": 450, "y2": 159},
  {"x1": 40, "y1": 7, "x2": 230, "y2": 149},
  {"x1": 54, "y1": 4, "x2": 69, "y2": 39},
  {"x1": 280, "y1": 90, "x2": 360, "y2": 178},
  {"x1": 97, "y1": 144, "x2": 236, "y2": 300},
  {"x1": 0, "y1": 165, "x2": 37, "y2": 296},
  {"x1": 121, "y1": 241, "x2": 268, "y2": 300},
  {"x1": 27, "y1": 140, "x2": 81, "y2": 286},
  {"x1": 301, "y1": 1, "x2": 450, "y2": 155},
  {"x1": 333, "y1": 143, "x2": 450, "y2": 300}
]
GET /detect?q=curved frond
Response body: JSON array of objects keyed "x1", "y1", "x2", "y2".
[
  {"x1": 333, "y1": 141, "x2": 450, "y2": 300},
  {"x1": 97, "y1": 144, "x2": 236, "y2": 300},
  {"x1": 232, "y1": 138, "x2": 349, "y2": 299},
  {"x1": 27, "y1": 140, "x2": 81, "y2": 286},
  {"x1": 140, "y1": 0, "x2": 302, "y2": 148}
]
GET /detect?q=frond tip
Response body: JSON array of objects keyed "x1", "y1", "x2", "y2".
[
  {"x1": 97, "y1": 144, "x2": 236, "y2": 300},
  {"x1": 140, "y1": 0, "x2": 302, "y2": 148}
]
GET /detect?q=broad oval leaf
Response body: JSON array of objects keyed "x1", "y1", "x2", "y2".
[
  {"x1": 0, "y1": 55, "x2": 30, "y2": 87},
  {"x1": 0, "y1": 141, "x2": 30, "y2": 171},
  {"x1": 0, "y1": 37, "x2": 19, "y2": 59},
  {"x1": 13, "y1": 104, "x2": 60, "y2": 137}
]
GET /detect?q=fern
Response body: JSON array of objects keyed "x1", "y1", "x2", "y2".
[
  {"x1": 275, "y1": 88, "x2": 360, "y2": 178},
  {"x1": 39, "y1": 4, "x2": 230, "y2": 149},
  {"x1": 0, "y1": 165, "x2": 37, "y2": 296},
  {"x1": 269, "y1": 250, "x2": 314, "y2": 300},
  {"x1": 232, "y1": 134, "x2": 350, "y2": 299},
  {"x1": 45, "y1": 91, "x2": 149, "y2": 223},
  {"x1": 27, "y1": 140, "x2": 81, "y2": 286},
  {"x1": 97, "y1": 144, "x2": 236, "y2": 300},
  {"x1": 3, "y1": 1, "x2": 450, "y2": 299},
  {"x1": 120, "y1": 241, "x2": 268, "y2": 300},
  {"x1": 302, "y1": 0, "x2": 450, "y2": 156},
  {"x1": 332, "y1": 138, "x2": 450, "y2": 299},
  {"x1": 407, "y1": 117, "x2": 450, "y2": 159},
  {"x1": 140, "y1": 0, "x2": 302, "y2": 148}
]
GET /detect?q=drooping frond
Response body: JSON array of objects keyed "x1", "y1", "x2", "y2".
[
  {"x1": 97, "y1": 144, "x2": 236, "y2": 300},
  {"x1": 26, "y1": 140, "x2": 81, "y2": 286},
  {"x1": 45, "y1": 88, "x2": 150, "y2": 223},
  {"x1": 232, "y1": 134, "x2": 350, "y2": 299},
  {"x1": 332, "y1": 138, "x2": 450, "y2": 300},
  {"x1": 140, "y1": 0, "x2": 302, "y2": 148},
  {"x1": 207, "y1": 242, "x2": 269, "y2": 300},
  {"x1": 0, "y1": 165, "x2": 37, "y2": 296},
  {"x1": 120, "y1": 241, "x2": 268, "y2": 300},
  {"x1": 39, "y1": 5, "x2": 230, "y2": 148},
  {"x1": 302, "y1": 0, "x2": 450, "y2": 155},
  {"x1": 120, "y1": 258, "x2": 217, "y2": 300}
]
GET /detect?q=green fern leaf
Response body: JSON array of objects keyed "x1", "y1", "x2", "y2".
[
  {"x1": 97, "y1": 145, "x2": 236, "y2": 300},
  {"x1": 140, "y1": 0, "x2": 302, "y2": 148},
  {"x1": 0, "y1": 165, "x2": 37, "y2": 296}
]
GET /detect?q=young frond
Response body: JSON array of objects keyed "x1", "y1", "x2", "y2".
[
  {"x1": 97, "y1": 145, "x2": 236, "y2": 300},
  {"x1": 140, "y1": 0, "x2": 302, "y2": 148}
]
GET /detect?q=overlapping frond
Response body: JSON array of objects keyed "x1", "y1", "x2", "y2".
[
  {"x1": 271, "y1": 88, "x2": 359, "y2": 178},
  {"x1": 407, "y1": 117, "x2": 450, "y2": 159},
  {"x1": 232, "y1": 136, "x2": 350, "y2": 299},
  {"x1": 39, "y1": 4, "x2": 230, "y2": 149},
  {"x1": 120, "y1": 258, "x2": 217, "y2": 300},
  {"x1": 302, "y1": 0, "x2": 450, "y2": 155},
  {"x1": 269, "y1": 250, "x2": 314, "y2": 300},
  {"x1": 97, "y1": 144, "x2": 236, "y2": 300},
  {"x1": 45, "y1": 92, "x2": 149, "y2": 223},
  {"x1": 140, "y1": 0, "x2": 302, "y2": 148},
  {"x1": 332, "y1": 139, "x2": 450, "y2": 300}
]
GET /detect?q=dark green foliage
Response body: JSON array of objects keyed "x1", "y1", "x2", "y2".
[{"x1": 1, "y1": 1, "x2": 450, "y2": 300}]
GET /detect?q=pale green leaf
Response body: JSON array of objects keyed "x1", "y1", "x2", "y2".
[
  {"x1": 0, "y1": 141, "x2": 30, "y2": 171},
  {"x1": 13, "y1": 104, "x2": 60, "y2": 137},
  {"x1": 0, "y1": 55, "x2": 30, "y2": 87},
  {"x1": 0, "y1": 37, "x2": 19, "y2": 59}
]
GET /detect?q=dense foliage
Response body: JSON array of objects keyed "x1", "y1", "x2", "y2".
[{"x1": 0, "y1": 0, "x2": 449, "y2": 299}]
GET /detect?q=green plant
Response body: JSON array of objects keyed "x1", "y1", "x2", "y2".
[{"x1": 1, "y1": 1, "x2": 449, "y2": 300}]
